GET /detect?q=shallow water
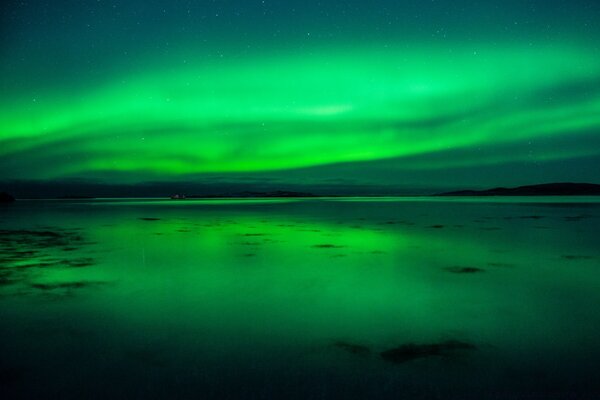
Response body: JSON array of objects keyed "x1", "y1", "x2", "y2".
[{"x1": 1, "y1": 197, "x2": 600, "y2": 399}]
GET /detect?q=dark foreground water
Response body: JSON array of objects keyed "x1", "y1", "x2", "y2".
[{"x1": 1, "y1": 197, "x2": 599, "y2": 399}]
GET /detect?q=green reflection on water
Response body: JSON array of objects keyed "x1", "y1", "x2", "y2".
[{"x1": 1, "y1": 198, "x2": 599, "y2": 398}]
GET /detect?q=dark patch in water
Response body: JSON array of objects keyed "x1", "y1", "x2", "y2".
[
  {"x1": 0, "y1": 276, "x2": 17, "y2": 286},
  {"x1": 0, "y1": 229, "x2": 84, "y2": 249},
  {"x1": 138, "y1": 217, "x2": 161, "y2": 221},
  {"x1": 333, "y1": 341, "x2": 371, "y2": 356},
  {"x1": 444, "y1": 266, "x2": 484, "y2": 274},
  {"x1": 0, "y1": 228, "x2": 97, "y2": 297},
  {"x1": 561, "y1": 255, "x2": 595, "y2": 260},
  {"x1": 64, "y1": 258, "x2": 95, "y2": 268},
  {"x1": 31, "y1": 281, "x2": 106, "y2": 291},
  {"x1": 239, "y1": 241, "x2": 261, "y2": 246},
  {"x1": 380, "y1": 340, "x2": 475, "y2": 364},
  {"x1": 0, "y1": 229, "x2": 87, "y2": 252},
  {"x1": 383, "y1": 220, "x2": 415, "y2": 226},
  {"x1": 519, "y1": 215, "x2": 544, "y2": 220},
  {"x1": 0, "y1": 229, "x2": 61, "y2": 238},
  {"x1": 312, "y1": 244, "x2": 346, "y2": 249},
  {"x1": 429, "y1": 225, "x2": 445, "y2": 229},
  {"x1": 564, "y1": 214, "x2": 593, "y2": 222},
  {"x1": 242, "y1": 233, "x2": 267, "y2": 237},
  {"x1": 27, "y1": 259, "x2": 65, "y2": 268},
  {"x1": 242, "y1": 253, "x2": 256, "y2": 257}
]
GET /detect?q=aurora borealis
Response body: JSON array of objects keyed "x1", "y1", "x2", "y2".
[
  {"x1": 3, "y1": 3, "x2": 600, "y2": 398},
  {"x1": 2, "y1": 0, "x2": 600, "y2": 194}
]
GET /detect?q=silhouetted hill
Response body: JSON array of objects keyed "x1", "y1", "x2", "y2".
[
  {"x1": 0, "y1": 192, "x2": 16, "y2": 203},
  {"x1": 438, "y1": 183, "x2": 600, "y2": 196}
]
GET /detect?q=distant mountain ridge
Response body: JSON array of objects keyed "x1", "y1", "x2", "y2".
[
  {"x1": 0, "y1": 192, "x2": 16, "y2": 203},
  {"x1": 438, "y1": 183, "x2": 600, "y2": 196}
]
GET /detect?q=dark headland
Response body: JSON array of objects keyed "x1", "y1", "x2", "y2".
[
  {"x1": 437, "y1": 183, "x2": 600, "y2": 196},
  {"x1": 168, "y1": 184, "x2": 600, "y2": 199},
  {"x1": 0, "y1": 192, "x2": 16, "y2": 203},
  {"x1": 4, "y1": 184, "x2": 600, "y2": 201}
]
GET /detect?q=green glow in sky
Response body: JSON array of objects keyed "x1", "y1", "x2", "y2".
[
  {"x1": 2, "y1": 0, "x2": 600, "y2": 191},
  {"x1": 2, "y1": 44, "x2": 600, "y2": 183}
]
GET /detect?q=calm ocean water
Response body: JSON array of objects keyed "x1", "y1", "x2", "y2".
[{"x1": 1, "y1": 197, "x2": 599, "y2": 399}]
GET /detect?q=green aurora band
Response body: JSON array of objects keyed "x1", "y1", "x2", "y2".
[{"x1": 1, "y1": 44, "x2": 600, "y2": 183}]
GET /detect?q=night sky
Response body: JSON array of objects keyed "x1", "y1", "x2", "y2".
[{"x1": 1, "y1": 0, "x2": 600, "y2": 196}]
